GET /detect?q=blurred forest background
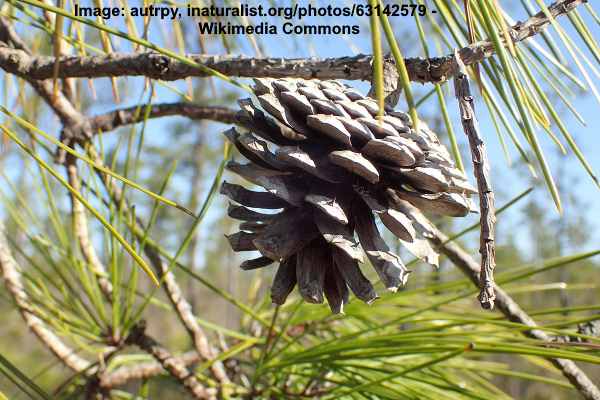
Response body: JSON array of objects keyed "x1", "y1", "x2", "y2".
[{"x1": 0, "y1": 0, "x2": 599, "y2": 399}]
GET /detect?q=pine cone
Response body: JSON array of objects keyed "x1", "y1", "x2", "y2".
[{"x1": 221, "y1": 78, "x2": 476, "y2": 313}]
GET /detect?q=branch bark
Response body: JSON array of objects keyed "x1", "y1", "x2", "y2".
[
  {"x1": 0, "y1": 222, "x2": 91, "y2": 373},
  {"x1": 88, "y1": 103, "x2": 238, "y2": 134},
  {"x1": 0, "y1": 0, "x2": 584, "y2": 84},
  {"x1": 126, "y1": 322, "x2": 215, "y2": 400},
  {"x1": 453, "y1": 54, "x2": 496, "y2": 309},
  {"x1": 100, "y1": 351, "x2": 199, "y2": 388},
  {"x1": 66, "y1": 154, "x2": 114, "y2": 301}
]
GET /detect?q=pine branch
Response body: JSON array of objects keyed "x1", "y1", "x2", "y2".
[
  {"x1": 453, "y1": 54, "x2": 497, "y2": 310},
  {"x1": 66, "y1": 154, "x2": 114, "y2": 301},
  {"x1": 125, "y1": 322, "x2": 216, "y2": 400},
  {"x1": 99, "y1": 351, "x2": 199, "y2": 388},
  {"x1": 1, "y1": 17, "x2": 113, "y2": 300},
  {"x1": 0, "y1": 0, "x2": 584, "y2": 84},
  {"x1": 0, "y1": 17, "x2": 85, "y2": 129},
  {"x1": 88, "y1": 103, "x2": 238, "y2": 134},
  {"x1": 0, "y1": 19, "x2": 103, "y2": 376},
  {"x1": 1, "y1": 14, "x2": 230, "y2": 387},
  {"x1": 0, "y1": 16, "x2": 92, "y2": 164},
  {"x1": 0, "y1": 222, "x2": 91, "y2": 373}
]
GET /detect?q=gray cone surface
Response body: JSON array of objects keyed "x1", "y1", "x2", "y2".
[{"x1": 221, "y1": 78, "x2": 475, "y2": 313}]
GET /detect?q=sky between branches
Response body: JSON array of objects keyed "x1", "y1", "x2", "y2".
[{"x1": 1, "y1": 1, "x2": 598, "y2": 256}]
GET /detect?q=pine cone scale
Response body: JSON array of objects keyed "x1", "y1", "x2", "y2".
[
  {"x1": 220, "y1": 181, "x2": 287, "y2": 209},
  {"x1": 296, "y1": 239, "x2": 328, "y2": 304},
  {"x1": 240, "y1": 256, "x2": 273, "y2": 271},
  {"x1": 271, "y1": 256, "x2": 297, "y2": 305},
  {"x1": 328, "y1": 150, "x2": 380, "y2": 184},
  {"x1": 332, "y1": 248, "x2": 378, "y2": 304},
  {"x1": 252, "y1": 208, "x2": 318, "y2": 261}
]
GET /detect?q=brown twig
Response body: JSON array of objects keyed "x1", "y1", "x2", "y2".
[
  {"x1": 88, "y1": 102, "x2": 238, "y2": 134},
  {"x1": 0, "y1": 18, "x2": 83, "y2": 128},
  {"x1": 453, "y1": 53, "x2": 496, "y2": 309},
  {"x1": 0, "y1": 222, "x2": 91, "y2": 373},
  {"x1": 0, "y1": 0, "x2": 584, "y2": 84},
  {"x1": 65, "y1": 154, "x2": 114, "y2": 301},
  {"x1": 126, "y1": 321, "x2": 216, "y2": 400},
  {"x1": 99, "y1": 351, "x2": 199, "y2": 388}
]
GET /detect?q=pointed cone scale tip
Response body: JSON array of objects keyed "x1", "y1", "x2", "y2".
[{"x1": 366, "y1": 294, "x2": 380, "y2": 306}]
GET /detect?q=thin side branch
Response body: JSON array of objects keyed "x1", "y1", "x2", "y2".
[
  {"x1": 0, "y1": 222, "x2": 91, "y2": 373},
  {"x1": 100, "y1": 351, "x2": 199, "y2": 388},
  {"x1": 0, "y1": 0, "x2": 584, "y2": 84},
  {"x1": 0, "y1": 17, "x2": 84, "y2": 129},
  {"x1": 65, "y1": 154, "x2": 114, "y2": 301},
  {"x1": 88, "y1": 103, "x2": 238, "y2": 134},
  {"x1": 126, "y1": 322, "x2": 215, "y2": 400},
  {"x1": 453, "y1": 54, "x2": 496, "y2": 309}
]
